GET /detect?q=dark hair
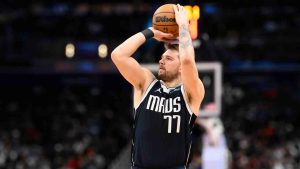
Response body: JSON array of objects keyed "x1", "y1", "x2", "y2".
[{"x1": 164, "y1": 43, "x2": 179, "y2": 51}]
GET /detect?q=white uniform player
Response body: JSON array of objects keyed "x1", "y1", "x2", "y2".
[{"x1": 197, "y1": 117, "x2": 231, "y2": 169}]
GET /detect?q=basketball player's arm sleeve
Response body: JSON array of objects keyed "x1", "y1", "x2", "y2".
[
  {"x1": 175, "y1": 5, "x2": 205, "y2": 114},
  {"x1": 111, "y1": 33, "x2": 154, "y2": 89}
]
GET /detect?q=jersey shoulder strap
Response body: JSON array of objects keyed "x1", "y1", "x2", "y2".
[{"x1": 134, "y1": 79, "x2": 159, "y2": 110}]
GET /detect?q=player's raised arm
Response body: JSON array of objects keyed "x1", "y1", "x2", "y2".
[
  {"x1": 174, "y1": 4, "x2": 205, "y2": 115},
  {"x1": 111, "y1": 31, "x2": 152, "y2": 89},
  {"x1": 111, "y1": 28, "x2": 173, "y2": 89}
]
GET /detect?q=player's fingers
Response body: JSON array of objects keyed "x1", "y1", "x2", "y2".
[
  {"x1": 180, "y1": 4, "x2": 185, "y2": 11},
  {"x1": 173, "y1": 5, "x2": 178, "y2": 14},
  {"x1": 177, "y1": 4, "x2": 181, "y2": 11},
  {"x1": 182, "y1": 6, "x2": 186, "y2": 13},
  {"x1": 153, "y1": 29, "x2": 173, "y2": 38},
  {"x1": 159, "y1": 32, "x2": 173, "y2": 38}
]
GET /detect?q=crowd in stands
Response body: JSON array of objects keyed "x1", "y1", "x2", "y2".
[
  {"x1": 1, "y1": 1, "x2": 299, "y2": 64},
  {"x1": 0, "y1": 78, "x2": 132, "y2": 169}
]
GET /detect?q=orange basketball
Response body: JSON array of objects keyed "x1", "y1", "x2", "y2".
[{"x1": 152, "y1": 4, "x2": 178, "y2": 38}]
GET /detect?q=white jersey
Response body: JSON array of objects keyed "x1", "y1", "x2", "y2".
[
  {"x1": 202, "y1": 134, "x2": 229, "y2": 169},
  {"x1": 200, "y1": 117, "x2": 230, "y2": 169}
]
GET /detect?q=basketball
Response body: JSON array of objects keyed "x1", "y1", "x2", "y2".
[{"x1": 152, "y1": 4, "x2": 178, "y2": 38}]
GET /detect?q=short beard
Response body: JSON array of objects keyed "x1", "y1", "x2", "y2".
[{"x1": 158, "y1": 72, "x2": 178, "y2": 82}]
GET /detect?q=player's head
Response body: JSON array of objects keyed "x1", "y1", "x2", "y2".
[{"x1": 158, "y1": 43, "x2": 180, "y2": 82}]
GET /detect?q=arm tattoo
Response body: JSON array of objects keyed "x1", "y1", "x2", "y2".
[
  {"x1": 180, "y1": 38, "x2": 192, "y2": 48},
  {"x1": 179, "y1": 24, "x2": 189, "y2": 37},
  {"x1": 179, "y1": 24, "x2": 192, "y2": 48}
]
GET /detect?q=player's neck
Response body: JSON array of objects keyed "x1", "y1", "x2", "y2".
[{"x1": 161, "y1": 77, "x2": 182, "y2": 88}]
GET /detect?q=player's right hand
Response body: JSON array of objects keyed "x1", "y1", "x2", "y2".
[{"x1": 149, "y1": 27, "x2": 174, "y2": 42}]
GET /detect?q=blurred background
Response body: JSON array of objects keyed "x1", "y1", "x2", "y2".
[{"x1": 0, "y1": 0, "x2": 300, "y2": 169}]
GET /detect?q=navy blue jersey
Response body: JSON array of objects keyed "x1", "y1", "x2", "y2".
[{"x1": 132, "y1": 79, "x2": 197, "y2": 168}]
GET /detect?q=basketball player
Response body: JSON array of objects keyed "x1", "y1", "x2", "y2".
[{"x1": 111, "y1": 4, "x2": 205, "y2": 169}]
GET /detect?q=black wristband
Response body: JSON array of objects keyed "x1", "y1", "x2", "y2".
[{"x1": 141, "y1": 28, "x2": 154, "y2": 40}]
